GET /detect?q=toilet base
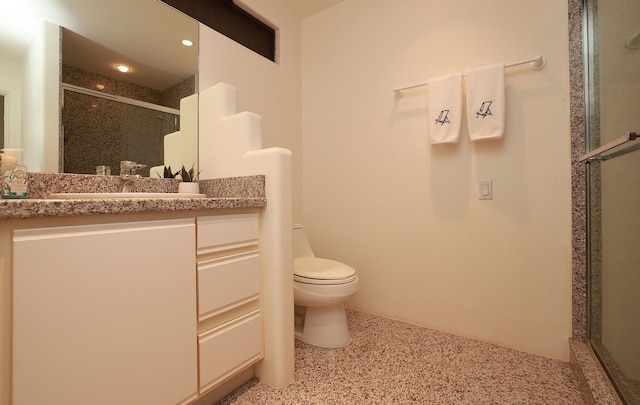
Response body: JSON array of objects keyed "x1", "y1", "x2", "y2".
[{"x1": 295, "y1": 303, "x2": 352, "y2": 348}]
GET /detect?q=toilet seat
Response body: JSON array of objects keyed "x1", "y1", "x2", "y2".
[{"x1": 294, "y1": 257, "x2": 357, "y2": 285}]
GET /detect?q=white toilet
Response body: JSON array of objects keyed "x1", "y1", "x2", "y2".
[{"x1": 293, "y1": 224, "x2": 359, "y2": 348}]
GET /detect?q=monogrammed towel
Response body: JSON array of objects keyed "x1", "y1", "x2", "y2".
[
  {"x1": 465, "y1": 64, "x2": 505, "y2": 141},
  {"x1": 428, "y1": 72, "x2": 463, "y2": 144}
]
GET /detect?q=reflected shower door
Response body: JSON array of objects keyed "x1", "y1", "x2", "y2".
[{"x1": 62, "y1": 90, "x2": 178, "y2": 176}]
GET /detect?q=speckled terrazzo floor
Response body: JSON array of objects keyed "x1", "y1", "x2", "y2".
[{"x1": 218, "y1": 310, "x2": 585, "y2": 404}]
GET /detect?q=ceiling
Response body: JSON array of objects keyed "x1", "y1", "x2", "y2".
[{"x1": 281, "y1": 0, "x2": 343, "y2": 19}]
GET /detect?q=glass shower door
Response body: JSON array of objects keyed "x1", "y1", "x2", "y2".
[
  {"x1": 588, "y1": 153, "x2": 640, "y2": 404},
  {"x1": 585, "y1": 0, "x2": 640, "y2": 404}
]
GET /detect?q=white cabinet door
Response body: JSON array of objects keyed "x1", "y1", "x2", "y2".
[{"x1": 12, "y1": 219, "x2": 198, "y2": 405}]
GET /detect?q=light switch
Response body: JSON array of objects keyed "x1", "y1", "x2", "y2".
[{"x1": 479, "y1": 180, "x2": 493, "y2": 200}]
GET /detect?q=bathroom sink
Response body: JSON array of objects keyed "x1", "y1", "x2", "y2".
[{"x1": 48, "y1": 192, "x2": 206, "y2": 199}]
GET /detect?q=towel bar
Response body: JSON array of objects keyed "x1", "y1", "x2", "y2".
[{"x1": 393, "y1": 55, "x2": 546, "y2": 98}]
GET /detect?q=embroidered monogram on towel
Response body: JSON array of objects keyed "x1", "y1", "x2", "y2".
[
  {"x1": 435, "y1": 109, "x2": 451, "y2": 126},
  {"x1": 476, "y1": 101, "x2": 493, "y2": 118}
]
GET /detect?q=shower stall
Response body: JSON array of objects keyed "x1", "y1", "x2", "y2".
[{"x1": 583, "y1": 0, "x2": 640, "y2": 403}]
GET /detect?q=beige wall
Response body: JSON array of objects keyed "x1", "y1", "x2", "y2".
[
  {"x1": 198, "y1": 0, "x2": 303, "y2": 221},
  {"x1": 197, "y1": 0, "x2": 573, "y2": 361},
  {"x1": 301, "y1": 0, "x2": 572, "y2": 361}
]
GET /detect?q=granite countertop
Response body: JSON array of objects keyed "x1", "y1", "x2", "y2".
[{"x1": 0, "y1": 173, "x2": 266, "y2": 219}]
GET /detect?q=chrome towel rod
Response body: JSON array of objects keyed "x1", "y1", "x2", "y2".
[
  {"x1": 578, "y1": 132, "x2": 638, "y2": 162},
  {"x1": 393, "y1": 55, "x2": 546, "y2": 98}
]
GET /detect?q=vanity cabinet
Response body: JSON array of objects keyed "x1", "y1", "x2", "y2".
[
  {"x1": 196, "y1": 213, "x2": 263, "y2": 394},
  {"x1": 1, "y1": 209, "x2": 264, "y2": 405},
  {"x1": 11, "y1": 219, "x2": 198, "y2": 405}
]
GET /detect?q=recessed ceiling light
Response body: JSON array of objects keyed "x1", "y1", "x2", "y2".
[
  {"x1": 181, "y1": 39, "x2": 194, "y2": 47},
  {"x1": 96, "y1": 84, "x2": 105, "y2": 90},
  {"x1": 115, "y1": 64, "x2": 130, "y2": 73}
]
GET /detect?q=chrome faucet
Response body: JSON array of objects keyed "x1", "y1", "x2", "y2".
[{"x1": 119, "y1": 160, "x2": 146, "y2": 192}]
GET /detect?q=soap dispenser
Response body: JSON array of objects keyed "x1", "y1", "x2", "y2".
[{"x1": 1, "y1": 148, "x2": 28, "y2": 199}]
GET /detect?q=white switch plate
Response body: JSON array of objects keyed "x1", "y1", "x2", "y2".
[{"x1": 479, "y1": 180, "x2": 493, "y2": 200}]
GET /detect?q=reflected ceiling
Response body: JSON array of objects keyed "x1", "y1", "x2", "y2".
[{"x1": 0, "y1": 0, "x2": 197, "y2": 91}]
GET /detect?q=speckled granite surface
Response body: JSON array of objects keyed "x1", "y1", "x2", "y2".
[
  {"x1": 219, "y1": 310, "x2": 585, "y2": 405},
  {"x1": 569, "y1": 0, "x2": 588, "y2": 344},
  {"x1": 570, "y1": 340, "x2": 623, "y2": 405},
  {"x1": 0, "y1": 173, "x2": 265, "y2": 219}
]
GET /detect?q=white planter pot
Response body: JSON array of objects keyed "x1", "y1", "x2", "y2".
[{"x1": 178, "y1": 182, "x2": 200, "y2": 194}]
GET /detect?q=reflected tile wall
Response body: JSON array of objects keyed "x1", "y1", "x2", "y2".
[{"x1": 61, "y1": 65, "x2": 195, "y2": 175}]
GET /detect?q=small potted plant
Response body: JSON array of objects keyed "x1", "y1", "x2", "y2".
[
  {"x1": 162, "y1": 166, "x2": 176, "y2": 179},
  {"x1": 177, "y1": 164, "x2": 200, "y2": 194}
]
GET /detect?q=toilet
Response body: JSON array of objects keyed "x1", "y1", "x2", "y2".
[{"x1": 293, "y1": 224, "x2": 359, "y2": 348}]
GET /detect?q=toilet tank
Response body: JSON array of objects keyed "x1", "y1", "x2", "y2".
[{"x1": 293, "y1": 224, "x2": 315, "y2": 258}]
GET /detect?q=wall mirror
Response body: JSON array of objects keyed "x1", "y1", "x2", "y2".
[{"x1": 0, "y1": 0, "x2": 198, "y2": 176}]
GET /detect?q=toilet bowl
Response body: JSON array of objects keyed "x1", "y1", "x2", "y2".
[{"x1": 293, "y1": 224, "x2": 359, "y2": 348}]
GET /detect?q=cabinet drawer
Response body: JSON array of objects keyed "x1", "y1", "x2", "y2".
[
  {"x1": 198, "y1": 310, "x2": 262, "y2": 393},
  {"x1": 197, "y1": 214, "x2": 258, "y2": 254},
  {"x1": 198, "y1": 251, "x2": 260, "y2": 321}
]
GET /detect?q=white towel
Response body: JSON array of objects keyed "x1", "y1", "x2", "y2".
[
  {"x1": 465, "y1": 64, "x2": 505, "y2": 141},
  {"x1": 428, "y1": 73, "x2": 463, "y2": 144}
]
